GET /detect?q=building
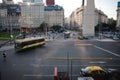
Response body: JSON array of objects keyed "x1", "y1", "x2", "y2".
[
  {"x1": 0, "y1": 4, "x2": 7, "y2": 31},
  {"x1": 67, "y1": 8, "x2": 108, "y2": 31},
  {"x1": 23, "y1": 0, "x2": 43, "y2": 3},
  {"x1": 19, "y1": 1, "x2": 44, "y2": 30},
  {"x1": 44, "y1": 5, "x2": 64, "y2": 28},
  {"x1": 66, "y1": 0, "x2": 108, "y2": 37},
  {"x1": 95, "y1": 9, "x2": 108, "y2": 25},
  {"x1": 2, "y1": 0, "x2": 14, "y2": 4},
  {"x1": 0, "y1": 3, "x2": 21, "y2": 32},
  {"x1": 46, "y1": 0, "x2": 54, "y2": 6},
  {"x1": 116, "y1": 1, "x2": 120, "y2": 31}
]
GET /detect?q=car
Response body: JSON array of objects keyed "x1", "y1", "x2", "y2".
[
  {"x1": 113, "y1": 35, "x2": 119, "y2": 40},
  {"x1": 80, "y1": 66, "x2": 110, "y2": 80}
]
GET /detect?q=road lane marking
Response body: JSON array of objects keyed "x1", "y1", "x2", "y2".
[
  {"x1": 94, "y1": 45, "x2": 120, "y2": 57},
  {"x1": 90, "y1": 61, "x2": 106, "y2": 64},
  {"x1": 108, "y1": 68, "x2": 118, "y2": 71},
  {"x1": 24, "y1": 74, "x2": 53, "y2": 77},
  {"x1": 75, "y1": 44, "x2": 93, "y2": 46},
  {"x1": 29, "y1": 64, "x2": 120, "y2": 67},
  {"x1": 23, "y1": 74, "x2": 79, "y2": 77},
  {"x1": 48, "y1": 57, "x2": 112, "y2": 60}
]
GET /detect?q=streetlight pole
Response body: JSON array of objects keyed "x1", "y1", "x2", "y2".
[
  {"x1": 45, "y1": 23, "x2": 47, "y2": 38},
  {"x1": 10, "y1": 15, "x2": 13, "y2": 39},
  {"x1": 20, "y1": 13, "x2": 22, "y2": 34},
  {"x1": 98, "y1": 8, "x2": 101, "y2": 40}
]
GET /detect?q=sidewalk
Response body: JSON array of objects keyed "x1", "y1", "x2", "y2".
[{"x1": 91, "y1": 37, "x2": 116, "y2": 42}]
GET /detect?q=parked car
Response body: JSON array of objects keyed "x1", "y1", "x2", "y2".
[{"x1": 113, "y1": 35, "x2": 119, "y2": 40}]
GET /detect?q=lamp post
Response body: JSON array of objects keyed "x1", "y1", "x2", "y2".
[
  {"x1": 45, "y1": 23, "x2": 48, "y2": 38},
  {"x1": 9, "y1": 15, "x2": 13, "y2": 39},
  {"x1": 98, "y1": 9, "x2": 102, "y2": 39},
  {"x1": 19, "y1": 12, "x2": 22, "y2": 34}
]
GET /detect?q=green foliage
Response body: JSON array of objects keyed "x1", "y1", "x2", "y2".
[
  {"x1": 108, "y1": 20, "x2": 116, "y2": 31},
  {"x1": 51, "y1": 25, "x2": 61, "y2": 31},
  {"x1": 95, "y1": 21, "x2": 116, "y2": 32},
  {"x1": 0, "y1": 33, "x2": 17, "y2": 40},
  {"x1": 38, "y1": 22, "x2": 47, "y2": 32},
  {"x1": 95, "y1": 24, "x2": 99, "y2": 32}
]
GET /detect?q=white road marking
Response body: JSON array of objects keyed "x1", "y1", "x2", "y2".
[
  {"x1": 108, "y1": 68, "x2": 118, "y2": 71},
  {"x1": 29, "y1": 64, "x2": 120, "y2": 67},
  {"x1": 23, "y1": 74, "x2": 79, "y2": 77},
  {"x1": 90, "y1": 61, "x2": 106, "y2": 64},
  {"x1": 75, "y1": 44, "x2": 93, "y2": 46},
  {"x1": 24, "y1": 74, "x2": 53, "y2": 77},
  {"x1": 94, "y1": 45, "x2": 120, "y2": 57}
]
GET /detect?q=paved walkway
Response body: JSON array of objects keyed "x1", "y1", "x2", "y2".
[{"x1": 96, "y1": 38, "x2": 115, "y2": 42}]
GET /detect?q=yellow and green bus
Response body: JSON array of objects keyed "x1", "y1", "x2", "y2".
[{"x1": 14, "y1": 37, "x2": 45, "y2": 52}]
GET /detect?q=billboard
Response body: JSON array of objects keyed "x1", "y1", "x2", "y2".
[
  {"x1": 118, "y1": 2, "x2": 120, "y2": 7},
  {"x1": 46, "y1": 0, "x2": 54, "y2": 6}
]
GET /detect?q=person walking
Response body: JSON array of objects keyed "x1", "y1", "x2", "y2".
[{"x1": 3, "y1": 51, "x2": 7, "y2": 61}]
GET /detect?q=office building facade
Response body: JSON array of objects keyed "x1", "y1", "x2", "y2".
[
  {"x1": 23, "y1": 0, "x2": 43, "y2": 3},
  {"x1": 19, "y1": 1, "x2": 44, "y2": 29},
  {"x1": 0, "y1": 3, "x2": 21, "y2": 32},
  {"x1": 44, "y1": 5, "x2": 64, "y2": 28},
  {"x1": 2, "y1": 0, "x2": 14, "y2": 4},
  {"x1": 67, "y1": 0, "x2": 108, "y2": 37}
]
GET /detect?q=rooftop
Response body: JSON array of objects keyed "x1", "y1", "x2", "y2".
[
  {"x1": 0, "y1": 3, "x2": 21, "y2": 13},
  {"x1": 44, "y1": 5, "x2": 63, "y2": 11}
]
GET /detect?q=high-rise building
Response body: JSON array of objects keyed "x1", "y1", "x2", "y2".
[
  {"x1": 23, "y1": 0, "x2": 43, "y2": 3},
  {"x1": 19, "y1": 1, "x2": 44, "y2": 29},
  {"x1": 46, "y1": 0, "x2": 54, "y2": 6},
  {"x1": 44, "y1": 5, "x2": 64, "y2": 27},
  {"x1": 2, "y1": 0, "x2": 14, "y2": 4},
  {"x1": 2, "y1": 0, "x2": 6, "y2": 4},
  {"x1": 67, "y1": 0, "x2": 108, "y2": 37},
  {"x1": 68, "y1": 0, "x2": 95, "y2": 37},
  {"x1": 0, "y1": 3, "x2": 21, "y2": 31},
  {"x1": 117, "y1": 1, "x2": 120, "y2": 31}
]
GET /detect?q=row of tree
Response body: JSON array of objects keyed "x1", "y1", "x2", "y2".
[
  {"x1": 38, "y1": 22, "x2": 62, "y2": 32},
  {"x1": 95, "y1": 20, "x2": 117, "y2": 32}
]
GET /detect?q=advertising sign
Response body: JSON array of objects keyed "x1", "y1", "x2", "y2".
[{"x1": 118, "y1": 2, "x2": 120, "y2": 7}]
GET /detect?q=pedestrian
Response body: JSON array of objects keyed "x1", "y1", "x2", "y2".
[{"x1": 3, "y1": 51, "x2": 7, "y2": 61}]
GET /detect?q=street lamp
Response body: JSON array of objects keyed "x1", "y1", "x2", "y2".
[
  {"x1": 9, "y1": 15, "x2": 13, "y2": 39},
  {"x1": 45, "y1": 23, "x2": 48, "y2": 38},
  {"x1": 98, "y1": 9, "x2": 102, "y2": 39}
]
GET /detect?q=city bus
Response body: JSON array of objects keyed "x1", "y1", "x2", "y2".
[{"x1": 14, "y1": 37, "x2": 45, "y2": 52}]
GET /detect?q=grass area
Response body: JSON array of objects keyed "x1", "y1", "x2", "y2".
[{"x1": 0, "y1": 33, "x2": 18, "y2": 40}]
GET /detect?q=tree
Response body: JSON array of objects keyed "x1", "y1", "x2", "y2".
[
  {"x1": 51, "y1": 25, "x2": 61, "y2": 31},
  {"x1": 95, "y1": 23, "x2": 112, "y2": 32},
  {"x1": 38, "y1": 22, "x2": 47, "y2": 32},
  {"x1": 108, "y1": 20, "x2": 116, "y2": 31}
]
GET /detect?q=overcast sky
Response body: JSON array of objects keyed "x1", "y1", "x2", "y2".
[{"x1": 0, "y1": 0, "x2": 119, "y2": 19}]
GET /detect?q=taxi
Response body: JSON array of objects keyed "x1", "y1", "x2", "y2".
[{"x1": 80, "y1": 66, "x2": 109, "y2": 80}]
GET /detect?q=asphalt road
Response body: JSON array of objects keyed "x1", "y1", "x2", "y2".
[{"x1": 0, "y1": 38, "x2": 120, "y2": 80}]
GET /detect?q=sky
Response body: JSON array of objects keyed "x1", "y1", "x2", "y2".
[{"x1": 0, "y1": 0, "x2": 119, "y2": 19}]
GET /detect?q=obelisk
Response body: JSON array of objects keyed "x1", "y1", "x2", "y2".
[{"x1": 82, "y1": 0, "x2": 95, "y2": 37}]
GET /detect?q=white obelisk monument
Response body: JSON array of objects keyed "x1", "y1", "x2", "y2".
[{"x1": 82, "y1": 0, "x2": 95, "y2": 37}]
